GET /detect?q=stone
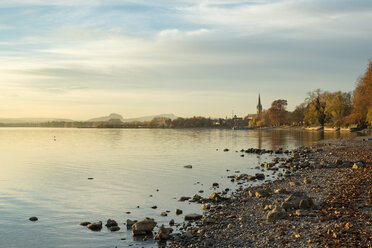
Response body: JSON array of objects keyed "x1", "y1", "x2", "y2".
[
  {"x1": 105, "y1": 219, "x2": 118, "y2": 227},
  {"x1": 184, "y1": 213, "x2": 202, "y2": 221},
  {"x1": 175, "y1": 209, "x2": 183, "y2": 215},
  {"x1": 255, "y1": 173, "x2": 265, "y2": 180},
  {"x1": 202, "y1": 217, "x2": 216, "y2": 224},
  {"x1": 289, "y1": 181, "x2": 296, "y2": 186},
  {"x1": 299, "y1": 198, "x2": 314, "y2": 209},
  {"x1": 303, "y1": 178, "x2": 311, "y2": 184},
  {"x1": 132, "y1": 218, "x2": 157, "y2": 236},
  {"x1": 281, "y1": 202, "x2": 296, "y2": 210},
  {"x1": 255, "y1": 190, "x2": 270, "y2": 198},
  {"x1": 274, "y1": 188, "x2": 289, "y2": 194},
  {"x1": 209, "y1": 192, "x2": 224, "y2": 202},
  {"x1": 169, "y1": 219, "x2": 175, "y2": 226},
  {"x1": 201, "y1": 203, "x2": 211, "y2": 210},
  {"x1": 178, "y1": 196, "x2": 191, "y2": 201},
  {"x1": 184, "y1": 165, "x2": 192, "y2": 169},
  {"x1": 156, "y1": 225, "x2": 170, "y2": 240},
  {"x1": 126, "y1": 219, "x2": 137, "y2": 228},
  {"x1": 151, "y1": 205, "x2": 157, "y2": 209},
  {"x1": 352, "y1": 162, "x2": 362, "y2": 169},
  {"x1": 80, "y1": 221, "x2": 91, "y2": 226},
  {"x1": 109, "y1": 226, "x2": 120, "y2": 232},
  {"x1": 87, "y1": 221, "x2": 103, "y2": 231},
  {"x1": 267, "y1": 207, "x2": 287, "y2": 221},
  {"x1": 29, "y1": 217, "x2": 38, "y2": 221},
  {"x1": 212, "y1": 182, "x2": 219, "y2": 187},
  {"x1": 223, "y1": 148, "x2": 229, "y2": 152},
  {"x1": 160, "y1": 212, "x2": 167, "y2": 216}
]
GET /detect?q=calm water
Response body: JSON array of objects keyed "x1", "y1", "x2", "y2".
[{"x1": 0, "y1": 128, "x2": 359, "y2": 248}]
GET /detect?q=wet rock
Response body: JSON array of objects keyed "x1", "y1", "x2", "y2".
[
  {"x1": 105, "y1": 219, "x2": 118, "y2": 227},
  {"x1": 155, "y1": 225, "x2": 170, "y2": 240},
  {"x1": 175, "y1": 209, "x2": 183, "y2": 215},
  {"x1": 212, "y1": 182, "x2": 219, "y2": 187},
  {"x1": 209, "y1": 192, "x2": 224, "y2": 202},
  {"x1": 126, "y1": 219, "x2": 137, "y2": 228},
  {"x1": 160, "y1": 212, "x2": 167, "y2": 216},
  {"x1": 202, "y1": 216, "x2": 216, "y2": 224},
  {"x1": 132, "y1": 218, "x2": 157, "y2": 236},
  {"x1": 80, "y1": 221, "x2": 91, "y2": 226},
  {"x1": 151, "y1": 205, "x2": 158, "y2": 209},
  {"x1": 201, "y1": 203, "x2": 211, "y2": 210},
  {"x1": 109, "y1": 226, "x2": 120, "y2": 232},
  {"x1": 303, "y1": 178, "x2": 312, "y2": 184},
  {"x1": 87, "y1": 221, "x2": 103, "y2": 231},
  {"x1": 274, "y1": 188, "x2": 289, "y2": 194},
  {"x1": 223, "y1": 148, "x2": 229, "y2": 152},
  {"x1": 169, "y1": 219, "x2": 175, "y2": 226},
  {"x1": 178, "y1": 196, "x2": 191, "y2": 201},
  {"x1": 255, "y1": 173, "x2": 265, "y2": 180},
  {"x1": 255, "y1": 189, "x2": 270, "y2": 198},
  {"x1": 184, "y1": 165, "x2": 192, "y2": 169},
  {"x1": 29, "y1": 217, "x2": 38, "y2": 222},
  {"x1": 184, "y1": 213, "x2": 202, "y2": 221}
]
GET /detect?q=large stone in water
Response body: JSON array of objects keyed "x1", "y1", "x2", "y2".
[
  {"x1": 184, "y1": 213, "x2": 202, "y2": 221},
  {"x1": 132, "y1": 218, "x2": 157, "y2": 236}
]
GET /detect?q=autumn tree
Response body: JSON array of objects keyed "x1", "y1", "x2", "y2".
[
  {"x1": 290, "y1": 103, "x2": 306, "y2": 126},
  {"x1": 324, "y1": 91, "x2": 352, "y2": 127},
  {"x1": 304, "y1": 89, "x2": 327, "y2": 127},
  {"x1": 348, "y1": 61, "x2": 372, "y2": 126},
  {"x1": 268, "y1": 99, "x2": 288, "y2": 126}
]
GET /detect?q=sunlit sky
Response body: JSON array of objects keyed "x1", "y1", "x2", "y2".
[{"x1": 1, "y1": 0, "x2": 371, "y2": 120}]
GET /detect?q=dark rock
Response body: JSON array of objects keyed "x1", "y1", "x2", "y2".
[
  {"x1": 109, "y1": 226, "x2": 120, "y2": 232},
  {"x1": 175, "y1": 209, "x2": 183, "y2": 215},
  {"x1": 178, "y1": 196, "x2": 191, "y2": 201},
  {"x1": 184, "y1": 165, "x2": 192, "y2": 169},
  {"x1": 155, "y1": 225, "x2": 170, "y2": 240},
  {"x1": 80, "y1": 221, "x2": 91, "y2": 226},
  {"x1": 105, "y1": 219, "x2": 118, "y2": 227},
  {"x1": 87, "y1": 221, "x2": 102, "y2": 231},
  {"x1": 126, "y1": 219, "x2": 137, "y2": 228},
  {"x1": 184, "y1": 213, "x2": 202, "y2": 221},
  {"x1": 132, "y1": 218, "x2": 157, "y2": 236},
  {"x1": 29, "y1": 217, "x2": 38, "y2": 221}
]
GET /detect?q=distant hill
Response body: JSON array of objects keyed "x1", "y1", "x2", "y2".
[
  {"x1": 122, "y1": 114, "x2": 178, "y2": 123},
  {"x1": 0, "y1": 117, "x2": 74, "y2": 124},
  {"x1": 87, "y1": 113, "x2": 124, "y2": 122}
]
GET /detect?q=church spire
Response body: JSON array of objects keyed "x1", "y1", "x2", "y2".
[{"x1": 257, "y1": 93, "x2": 262, "y2": 115}]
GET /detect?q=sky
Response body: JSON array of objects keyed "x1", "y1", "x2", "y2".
[{"x1": 0, "y1": 0, "x2": 372, "y2": 120}]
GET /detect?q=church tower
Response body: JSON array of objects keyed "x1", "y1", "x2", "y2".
[{"x1": 256, "y1": 93, "x2": 262, "y2": 115}]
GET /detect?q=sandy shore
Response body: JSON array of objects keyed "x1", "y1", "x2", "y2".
[{"x1": 167, "y1": 136, "x2": 372, "y2": 248}]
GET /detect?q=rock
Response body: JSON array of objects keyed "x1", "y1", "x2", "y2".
[
  {"x1": 178, "y1": 196, "x2": 191, "y2": 201},
  {"x1": 175, "y1": 209, "x2": 183, "y2": 215},
  {"x1": 352, "y1": 162, "x2": 362, "y2": 169},
  {"x1": 209, "y1": 192, "x2": 224, "y2": 202},
  {"x1": 151, "y1": 205, "x2": 157, "y2": 209},
  {"x1": 109, "y1": 226, "x2": 120, "y2": 232},
  {"x1": 255, "y1": 173, "x2": 265, "y2": 180},
  {"x1": 303, "y1": 178, "x2": 312, "y2": 184},
  {"x1": 87, "y1": 221, "x2": 103, "y2": 231},
  {"x1": 201, "y1": 203, "x2": 211, "y2": 210},
  {"x1": 80, "y1": 221, "x2": 91, "y2": 226},
  {"x1": 105, "y1": 219, "x2": 118, "y2": 227},
  {"x1": 126, "y1": 219, "x2": 137, "y2": 228},
  {"x1": 255, "y1": 190, "x2": 270, "y2": 198},
  {"x1": 155, "y1": 225, "x2": 170, "y2": 240},
  {"x1": 169, "y1": 219, "x2": 175, "y2": 226},
  {"x1": 212, "y1": 182, "x2": 219, "y2": 187},
  {"x1": 184, "y1": 214, "x2": 202, "y2": 221},
  {"x1": 274, "y1": 188, "x2": 289, "y2": 194},
  {"x1": 267, "y1": 207, "x2": 287, "y2": 221},
  {"x1": 299, "y1": 198, "x2": 314, "y2": 209},
  {"x1": 202, "y1": 217, "x2": 216, "y2": 224},
  {"x1": 29, "y1": 217, "x2": 38, "y2": 221},
  {"x1": 191, "y1": 194, "x2": 202, "y2": 201},
  {"x1": 160, "y1": 212, "x2": 167, "y2": 216},
  {"x1": 281, "y1": 202, "x2": 296, "y2": 210},
  {"x1": 289, "y1": 181, "x2": 296, "y2": 186},
  {"x1": 132, "y1": 218, "x2": 157, "y2": 236},
  {"x1": 223, "y1": 148, "x2": 229, "y2": 152},
  {"x1": 184, "y1": 165, "x2": 192, "y2": 169}
]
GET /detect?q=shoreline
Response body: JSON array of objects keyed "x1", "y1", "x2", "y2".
[{"x1": 167, "y1": 136, "x2": 372, "y2": 247}]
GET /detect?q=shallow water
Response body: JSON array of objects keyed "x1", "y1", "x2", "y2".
[{"x1": 0, "y1": 128, "x2": 359, "y2": 248}]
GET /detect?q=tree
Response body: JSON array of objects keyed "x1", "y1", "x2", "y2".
[
  {"x1": 268, "y1": 99, "x2": 288, "y2": 126},
  {"x1": 348, "y1": 61, "x2": 372, "y2": 126},
  {"x1": 324, "y1": 91, "x2": 352, "y2": 127},
  {"x1": 304, "y1": 89, "x2": 327, "y2": 127},
  {"x1": 290, "y1": 103, "x2": 306, "y2": 126}
]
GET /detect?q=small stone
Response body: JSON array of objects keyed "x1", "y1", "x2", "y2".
[
  {"x1": 151, "y1": 205, "x2": 157, "y2": 209},
  {"x1": 105, "y1": 219, "x2": 118, "y2": 227},
  {"x1": 132, "y1": 218, "x2": 157, "y2": 236},
  {"x1": 178, "y1": 196, "x2": 191, "y2": 201},
  {"x1": 160, "y1": 212, "x2": 167, "y2": 216},
  {"x1": 169, "y1": 219, "x2": 175, "y2": 226},
  {"x1": 29, "y1": 217, "x2": 38, "y2": 221},
  {"x1": 155, "y1": 225, "x2": 170, "y2": 240},
  {"x1": 289, "y1": 181, "x2": 295, "y2": 186},
  {"x1": 303, "y1": 178, "x2": 311, "y2": 184},
  {"x1": 126, "y1": 219, "x2": 137, "y2": 228},
  {"x1": 184, "y1": 165, "x2": 192, "y2": 169},
  {"x1": 175, "y1": 209, "x2": 183, "y2": 215},
  {"x1": 212, "y1": 182, "x2": 219, "y2": 187},
  {"x1": 109, "y1": 226, "x2": 120, "y2": 232},
  {"x1": 80, "y1": 221, "x2": 91, "y2": 226}
]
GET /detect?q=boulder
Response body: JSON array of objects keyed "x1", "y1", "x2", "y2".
[
  {"x1": 105, "y1": 219, "x2": 118, "y2": 227},
  {"x1": 160, "y1": 212, "x2": 167, "y2": 216},
  {"x1": 267, "y1": 207, "x2": 287, "y2": 221},
  {"x1": 184, "y1": 213, "x2": 202, "y2": 221},
  {"x1": 184, "y1": 165, "x2": 192, "y2": 169},
  {"x1": 132, "y1": 218, "x2": 157, "y2": 236},
  {"x1": 29, "y1": 217, "x2": 38, "y2": 221},
  {"x1": 126, "y1": 219, "x2": 137, "y2": 228},
  {"x1": 209, "y1": 192, "x2": 224, "y2": 202},
  {"x1": 255, "y1": 173, "x2": 265, "y2": 180},
  {"x1": 80, "y1": 221, "x2": 91, "y2": 226},
  {"x1": 155, "y1": 225, "x2": 170, "y2": 240},
  {"x1": 169, "y1": 219, "x2": 175, "y2": 226},
  {"x1": 109, "y1": 226, "x2": 120, "y2": 232},
  {"x1": 178, "y1": 196, "x2": 191, "y2": 201},
  {"x1": 87, "y1": 221, "x2": 103, "y2": 231}
]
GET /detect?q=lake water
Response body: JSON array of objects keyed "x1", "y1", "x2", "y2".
[{"x1": 0, "y1": 128, "x2": 359, "y2": 248}]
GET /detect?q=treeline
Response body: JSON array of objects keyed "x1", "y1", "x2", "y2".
[{"x1": 250, "y1": 61, "x2": 372, "y2": 128}]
